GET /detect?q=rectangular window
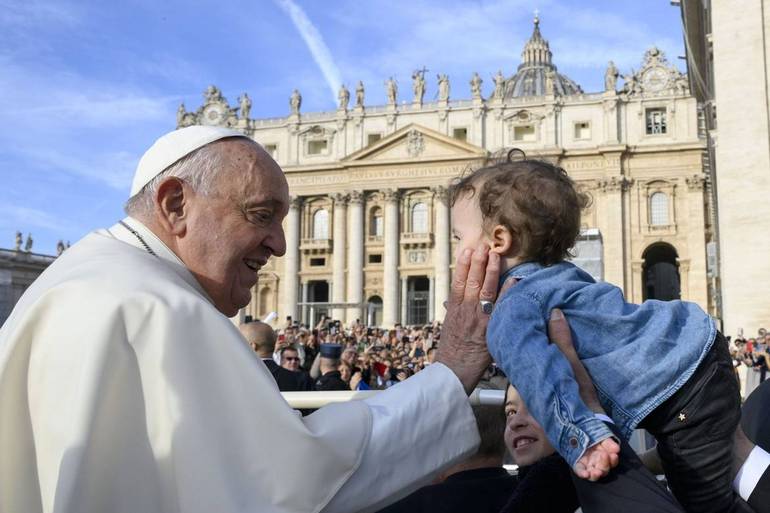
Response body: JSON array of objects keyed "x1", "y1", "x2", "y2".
[
  {"x1": 264, "y1": 144, "x2": 278, "y2": 159},
  {"x1": 452, "y1": 127, "x2": 468, "y2": 141},
  {"x1": 368, "y1": 253, "x2": 382, "y2": 264},
  {"x1": 645, "y1": 108, "x2": 667, "y2": 135},
  {"x1": 573, "y1": 122, "x2": 591, "y2": 140},
  {"x1": 310, "y1": 257, "x2": 326, "y2": 267},
  {"x1": 308, "y1": 139, "x2": 328, "y2": 155},
  {"x1": 367, "y1": 133, "x2": 382, "y2": 145},
  {"x1": 513, "y1": 125, "x2": 536, "y2": 141}
]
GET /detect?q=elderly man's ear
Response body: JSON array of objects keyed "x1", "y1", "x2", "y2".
[
  {"x1": 489, "y1": 225, "x2": 515, "y2": 256},
  {"x1": 155, "y1": 177, "x2": 189, "y2": 236}
]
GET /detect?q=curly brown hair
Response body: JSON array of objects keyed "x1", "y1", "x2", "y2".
[{"x1": 448, "y1": 149, "x2": 591, "y2": 266}]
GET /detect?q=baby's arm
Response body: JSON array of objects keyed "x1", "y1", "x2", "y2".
[{"x1": 488, "y1": 292, "x2": 617, "y2": 477}]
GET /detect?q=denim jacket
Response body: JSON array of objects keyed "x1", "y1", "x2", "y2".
[{"x1": 488, "y1": 261, "x2": 716, "y2": 467}]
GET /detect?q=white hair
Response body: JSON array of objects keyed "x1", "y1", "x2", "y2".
[{"x1": 124, "y1": 139, "x2": 235, "y2": 218}]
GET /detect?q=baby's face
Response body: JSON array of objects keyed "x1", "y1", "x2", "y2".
[{"x1": 450, "y1": 194, "x2": 492, "y2": 260}]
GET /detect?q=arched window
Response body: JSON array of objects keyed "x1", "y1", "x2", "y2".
[
  {"x1": 411, "y1": 202, "x2": 428, "y2": 233},
  {"x1": 313, "y1": 209, "x2": 329, "y2": 239},
  {"x1": 650, "y1": 192, "x2": 669, "y2": 226},
  {"x1": 259, "y1": 287, "x2": 272, "y2": 317},
  {"x1": 370, "y1": 207, "x2": 383, "y2": 237}
]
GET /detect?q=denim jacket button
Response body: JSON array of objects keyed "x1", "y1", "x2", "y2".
[{"x1": 569, "y1": 437, "x2": 579, "y2": 448}]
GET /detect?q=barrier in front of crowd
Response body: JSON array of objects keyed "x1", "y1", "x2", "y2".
[{"x1": 281, "y1": 388, "x2": 506, "y2": 409}]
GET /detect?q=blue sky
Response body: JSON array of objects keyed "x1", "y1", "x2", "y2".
[{"x1": 0, "y1": 0, "x2": 685, "y2": 255}]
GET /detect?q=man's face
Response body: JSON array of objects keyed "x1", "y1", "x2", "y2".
[
  {"x1": 281, "y1": 349, "x2": 300, "y2": 371},
  {"x1": 450, "y1": 193, "x2": 492, "y2": 260},
  {"x1": 342, "y1": 348, "x2": 356, "y2": 366},
  {"x1": 176, "y1": 139, "x2": 289, "y2": 316}
]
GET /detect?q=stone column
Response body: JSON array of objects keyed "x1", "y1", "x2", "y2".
[
  {"x1": 401, "y1": 277, "x2": 408, "y2": 324},
  {"x1": 283, "y1": 196, "x2": 302, "y2": 322},
  {"x1": 331, "y1": 193, "x2": 348, "y2": 322},
  {"x1": 432, "y1": 186, "x2": 451, "y2": 321},
  {"x1": 346, "y1": 191, "x2": 365, "y2": 323},
  {"x1": 428, "y1": 276, "x2": 435, "y2": 322},
  {"x1": 382, "y1": 189, "x2": 401, "y2": 327}
]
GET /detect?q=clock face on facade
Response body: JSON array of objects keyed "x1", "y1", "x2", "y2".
[
  {"x1": 202, "y1": 104, "x2": 225, "y2": 126},
  {"x1": 642, "y1": 67, "x2": 669, "y2": 92}
]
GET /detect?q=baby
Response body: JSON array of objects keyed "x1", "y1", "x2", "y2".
[{"x1": 449, "y1": 151, "x2": 741, "y2": 513}]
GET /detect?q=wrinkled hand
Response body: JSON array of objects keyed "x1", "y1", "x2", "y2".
[
  {"x1": 574, "y1": 438, "x2": 621, "y2": 481},
  {"x1": 435, "y1": 244, "x2": 501, "y2": 394}
]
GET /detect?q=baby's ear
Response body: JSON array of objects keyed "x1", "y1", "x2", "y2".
[{"x1": 489, "y1": 224, "x2": 516, "y2": 255}]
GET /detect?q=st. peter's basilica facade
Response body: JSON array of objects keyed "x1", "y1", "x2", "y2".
[{"x1": 177, "y1": 17, "x2": 712, "y2": 328}]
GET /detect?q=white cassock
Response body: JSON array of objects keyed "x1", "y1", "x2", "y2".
[{"x1": 0, "y1": 218, "x2": 479, "y2": 513}]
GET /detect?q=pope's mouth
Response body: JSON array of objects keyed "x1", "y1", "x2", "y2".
[{"x1": 244, "y1": 258, "x2": 266, "y2": 272}]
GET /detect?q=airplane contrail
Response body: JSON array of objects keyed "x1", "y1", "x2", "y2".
[{"x1": 274, "y1": 0, "x2": 343, "y2": 104}]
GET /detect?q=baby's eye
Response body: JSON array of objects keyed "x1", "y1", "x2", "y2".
[{"x1": 452, "y1": 234, "x2": 461, "y2": 242}]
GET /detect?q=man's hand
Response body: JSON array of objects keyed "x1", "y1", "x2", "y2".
[
  {"x1": 435, "y1": 244, "x2": 501, "y2": 395},
  {"x1": 575, "y1": 438, "x2": 621, "y2": 481}
]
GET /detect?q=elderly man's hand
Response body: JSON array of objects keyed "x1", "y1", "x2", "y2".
[{"x1": 435, "y1": 244, "x2": 500, "y2": 395}]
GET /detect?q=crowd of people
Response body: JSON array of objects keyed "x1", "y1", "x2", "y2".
[
  {"x1": 244, "y1": 315, "x2": 448, "y2": 393},
  {"x1": 730, "y1": 330, "x2": 770, "y2": 397}
]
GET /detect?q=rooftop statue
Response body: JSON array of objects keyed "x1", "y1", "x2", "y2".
[
  {"x1": 470, "y1": 72, "x2": 483, "y2": 100},
  {"x1": 290, "y1": 89, "x2": 302, "y2": 115},
  {"x1": 338, "y1": 84, "x2": 350, "y2": 110},
  {"x1": 355, "y1": 81, "x2": 365, "y2": 108},
  {"x1": 238, "y1": 93, "x2": 252, "y2": 120}
]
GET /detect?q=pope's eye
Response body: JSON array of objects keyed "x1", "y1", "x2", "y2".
[{"x1": 248, "y1": 211, "x2": 272, "y2": 225}]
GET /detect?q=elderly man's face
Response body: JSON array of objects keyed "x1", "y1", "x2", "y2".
[{"x1": 178, "y1": 139, "x2": 289, "y2": 316}]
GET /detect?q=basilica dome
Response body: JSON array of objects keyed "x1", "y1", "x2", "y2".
[{"x1": 504, "y1": 16, "x2": 582, "y2": 99}]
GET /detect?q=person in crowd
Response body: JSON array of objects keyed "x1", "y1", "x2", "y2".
[
  {"x1": 450, "y1": 150, "x2": 744, "y2": 512},
  {"x1": 499, "y1": 383, "x2": 579, "y2": 513},
  {"x1": 0, "y1": 125, "x2": 500, "y2": 513},
  {"x1": 239, "y1": 321, "x2": 310, "y2": 393},
  {"x1": 279, "y1": 346, "x2": 314, "y2": 391},
  {"x1": 315, "y1": 344, "x2": 350, "y2": 391},
  {"x1": 377, "y1": 382, "x2": 515, "y2": 513}
]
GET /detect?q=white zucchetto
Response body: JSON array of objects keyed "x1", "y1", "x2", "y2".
[{"x1": 130, "y1": 126, "x2": 248, "y2": 196}]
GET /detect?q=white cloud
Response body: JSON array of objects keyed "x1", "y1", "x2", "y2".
[{"x1": 274, "y1": 0, "x2": 343, "y2": 103}]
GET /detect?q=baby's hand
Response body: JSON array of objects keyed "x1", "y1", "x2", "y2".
[{"x1": 573, "y1": 438, "x2": 621, "y2": 481}]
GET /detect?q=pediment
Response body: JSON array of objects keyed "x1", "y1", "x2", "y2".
[{"x1": 344, "y1": 124, "x2": 486, "y2": 163}]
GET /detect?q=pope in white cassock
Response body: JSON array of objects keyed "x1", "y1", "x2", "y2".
[{"x1": 0, "y1": 126, "x2": 503, "y2": 513}]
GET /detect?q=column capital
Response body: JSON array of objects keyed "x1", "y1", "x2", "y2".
[
  {"x1": 348, "y1": 190, "x2": 365, "y2": 204},
  {"x1": 289, "y1": 195, "x2": 304, "y2": 209},
  {"x1": 331, "y1": 192, "x2": 349, "y2": 205},
  {"x1": 431, "y1": 185, "x2": 450, "y2": 205},
  {"x1": 382, "y1": 188, "x2": 401, "y2": 203}
]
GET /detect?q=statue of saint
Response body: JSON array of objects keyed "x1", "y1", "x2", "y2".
[
  {"x1": 290, "y1": 89, "x2": 302, "y2": 115},
  {"x1": 411, "y1": 70, "x2": 426, "y2": 104},
  {"x1": 338, "y1": 84, "x2": 350, "y2": 110},
  {"x1": 176, "y1": 103, "x2": 186, "y2": 127},
  {"x1": 544, "y1": 70, "x2": 555, "y2": 96},
  {"x1": 204, "y1": 85, "x2": 223, "y2": 103},
  {"x1": 622, "y1": 73, "x2": 639, "y2": 95},
  {"x1": 56, "y1": 240, "x2": 65, "y2": 256},
  {"x1": 238, "y1": 93, "x2": 252, "y2": 119},
  {"x1": 492, "y1": 70, "x2": 505, "y2": 101},
  {"x1": 355, "y1": 81, "x2": 365, "y2": 107},
  {"x1": 604, "y1": 61, "x2": 619, "y2": 92},
  {"x1": 470, "y1": 72, "x2": 483, "y2": 100},
  {"x1": 24, "y1": 234, "x2": 33, "y2": 253},
  {"x1": 14, "y1": 231, "x2": 22, "y2": 251},
  {"x1": 385, "y1": 77, "x2": 397, "y2": 105},
  {"x1": 437, "y1": 74, "x2": 450, "y2": 101}
]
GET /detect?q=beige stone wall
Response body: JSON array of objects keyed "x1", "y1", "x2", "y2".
[{"x1": 712, "y1": 0, "x2": 770, "y2": 334}]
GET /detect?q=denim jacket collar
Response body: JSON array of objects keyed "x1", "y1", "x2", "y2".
[{"x1": 499, "y1": 261, "x2": 545, "y2": 289}]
